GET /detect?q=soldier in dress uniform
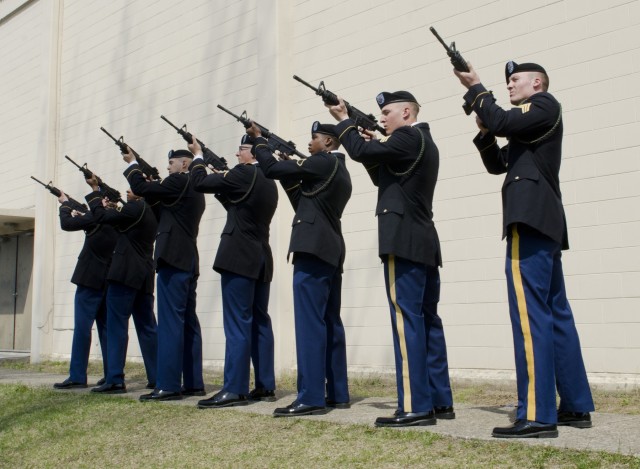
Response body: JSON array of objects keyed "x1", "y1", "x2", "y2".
[
  {"x1": 123, "y1": 146, "x2": 206, "y2": 401},
  {"x1": 53, "y1": 184, "x2": 116, "y2": 389},
  {"x1": 326, "y1": 91, "x2": 453, "y2": 427},
  {"x1": 455, "y1": 60, "x2": 594, "y2": 438},
  {"x1": 187, "y1": 134, "x2": 278, "y2": 408},
  {"x1": 88, "y1": 183, "x2": 158, "y2": 394},
  {"x1": 246, "y1": 121, "x2": 352, "y2": 417}
]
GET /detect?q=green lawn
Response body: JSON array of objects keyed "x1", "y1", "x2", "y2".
[
  {"x1": 1, "y1": 361, "x2": 640, "y2": 468},
  {"x1": 1, "y1": 384, "x2": 639, "y2": 468}
]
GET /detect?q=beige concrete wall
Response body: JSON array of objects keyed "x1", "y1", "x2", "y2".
[
  {"x1": 0, "y1": 0, "x2": 43, "y2": 208},
  {"x1": 3, "y1": 0, "x2": 638, "y2": 381}
]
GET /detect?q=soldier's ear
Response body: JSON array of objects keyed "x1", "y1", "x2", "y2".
[{"x1": 533, "y1": 76, "x2": 543, "y2": 89}]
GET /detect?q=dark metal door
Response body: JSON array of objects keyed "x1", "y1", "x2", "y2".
[{"x1": 0, "y1": 232, "x2": 33, "y2": 350}]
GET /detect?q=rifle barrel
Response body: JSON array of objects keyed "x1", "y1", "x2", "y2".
[
  {"x1": 100, "y1": 126, "x2": 118, "y2": 141},
  {"x1": 64, "y1": 154, "x2": 82, "y2": 169},
  {"x1": 292, "y1": 75, "x2": 317, "y2": 91},
  {"x1": 429, "y1": 27, "x2": 450, "y2": 50},
  {"x1": 30, "y1": 175, "x2": 46, "y2": 186},
  {"x1": 160, "y1": 115, "x2": 180, "y2": 131}
]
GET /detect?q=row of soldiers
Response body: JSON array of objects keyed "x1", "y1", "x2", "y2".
[{"x1": 52, "y1": 59, "x2": 594, "y2": 437}]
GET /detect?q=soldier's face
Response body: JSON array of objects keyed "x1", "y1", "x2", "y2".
[
  {"x1": 236, "y1": 145, "x2": 254, "y2": 165},
  {"x1": 167, "y1": 157, "x2": 186, "y2": 174},
  {"x1": 379, "y1": 102, "x2": 407, "y2": 135},
  {"x1": 508, "y1": 72, "x2": 538, "y2": 104},
  {"x1": 308, "y1": 133, "x2": 326, "y2": 155}
]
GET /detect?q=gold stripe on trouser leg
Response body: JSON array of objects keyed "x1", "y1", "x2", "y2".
[
  {"x1": 511, "y1": 225, "x2": 536, "y2": 421},
  {"x1": 388, "y1": 255, "x2": 412, "y2": 412}
]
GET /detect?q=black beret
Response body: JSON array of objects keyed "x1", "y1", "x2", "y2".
[
  {"x1": 375, "y1": 91, "x2": 419, "y2": 109},
  {"x1": 241, "y1": 134, "x2": 255, "y2": 146},
  {"x1": 168, "y1": 149, "x2": 194, "y2": 159},
  {"x1": 505, "y1": 61, "x2": 548, "y2": 84},
  {"x1": 311, "y1": 121, "x2": 337, "y2": 137}
]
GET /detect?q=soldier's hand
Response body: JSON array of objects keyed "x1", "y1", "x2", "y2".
[
  {"x1": 57, "y1": 191, "x2": 68, "y2": 204},
  {"x1": 360, "y1": 128, "x2": 377, "y2": 142},
  {"x1": 85, "y1": 174, "x2": 100, "y2": 191},
  {"x1": 246, "y1": 121, "x2": 262, "y2": 139},
  {"x1": 122, "y1": 146, "x2": 136, "y2": 164},
  {"x1": 453, "y1": 61, "x2": 481, "y2": 89},
  {"x1": 187, "y1": 134, "x2": 202, "y2": 156},
  {"x1": 326, "y1": 97, "x2": 348, "y2": 121},
  {"x1": 476, "y1": 116, "x2": 489, "y2": 135},
  {"x1": 126, "y1": 189, "x2": 141, "y2": 202},
  {"x1": 276, "y1": 150, "x2": 291, "y2": 161}
]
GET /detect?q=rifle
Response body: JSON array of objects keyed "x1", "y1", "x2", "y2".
[
  {"x1": 30, "y1": 176, "x2": 87, "y2": 212},
  {"x1": 429, "y1": 26, "x2": 472, "y2": 115},
  {"x1": 99, "y1": 127, "x2": 162, "y2": 181},
  {"x1": 217, "y1": 104, "x2": 306, "y2": 159},
  {"x1": 293, "y1": 75, "x2": 386, "y2": 135},
  {"x1": 64, "y1": 155, "x2": 124, "y2": 204},
  {"x1": 159, "y1": 115, "x2": 228, "y2": 171}
]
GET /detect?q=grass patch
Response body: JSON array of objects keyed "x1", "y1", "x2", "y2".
[
  {"x1": 1, "y1": 384, "x2": 639, "y2": 468},
  {"x1": 4, "y1": 360, "x2": 639, "y2": 414}
]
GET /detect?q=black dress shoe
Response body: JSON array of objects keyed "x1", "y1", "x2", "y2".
[
  {"x1": 53, "y1": 378, "x2": 87, "y2": 390},
  {"x1": 326, "y1": 399, "x2": 350, "y2": 409},
  {"x1": 557, "y1": 411, "x2": 592, "y2": 428},
  {"x1": 182, "y1": 387, "x2": 206, "y2": 397},
  {"x1": 249, "y1": 388, "x2": 276, "y2": 402},
  {"x1": 139, "y1": 390, "x2": 182, "y2": 401},
  {"x1": 273, "y1": 400, "x2": 327, "y2": 417},
  {"x1": 91, "y1": 382, "x2": 127, "y2": 394},
  {"x1": 197, "y1": 390, "x2": 247, "y2": 408},
  {"x1": 146, "y1": 382, "x2": 156, "y2": 390},
  {"x1": 96, "y1": 377, "x2": 106, "y2": 386},
  {"x1": 492, "y1": 420, "x2": 558, "y2": 438},
  {"x1": 434, "y1": 406, "x2": 456, "y2": 420},
  {"x1": 375, "y1": 411, "x2": 436, "y2": 427}
]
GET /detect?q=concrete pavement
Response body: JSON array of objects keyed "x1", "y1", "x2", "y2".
[{"x1": 1, "y1": 358, "x2": 639, "y2": 457}]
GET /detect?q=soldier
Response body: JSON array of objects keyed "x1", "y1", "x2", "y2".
[
  {"x1": 188, "y1": 134, "x2": 278, "y2": 408},
  {"x1": 123, "y1": 147, "x2": 206, "y2": 401},
  {"x1": 455, "y1": 61, "x2": 594, "y2": 438},
  {"x1": 53, "y1": 183, "x2": 116, "y2": 389},
  {"x1": 247, "y1": 121, "x2": 352, "y2": 417},
  {"x1": 88, "y1": 184, "x2": 158, "y2": 394},
  {"x1": 454, "y1": 61, "x2": 594, "y2": 438},
  {"x1": 327, "y1": 91, "x2": 453, "y2": 427}
]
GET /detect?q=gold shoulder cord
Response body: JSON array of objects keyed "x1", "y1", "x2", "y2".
[
  {"x1": 227, "y1": 165, "x2": 258, "y2": 204},
  {"x1": 162, "y1": 173, "x2": 191, "y2": 208},
  {"x1": 301, "y1": 155, "x2": 340, "y2": 198},
  {"x1": 515, "y1": 104, "x2": 562, "y2": 145},
  {"x1": 118, "y1": 202, "x2": 148, "y2": 233},
  {"x1": 385, "y1": 127, "x2": 425, "y2": 178}
]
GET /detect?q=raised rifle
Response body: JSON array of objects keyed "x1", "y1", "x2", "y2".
[
  {"x1": 30, "y1": 176, "x2": 87, "y2": 212},
  {"x1": 99, "y1": 127, "x2": 162, "y2": 181},
  {"x1": 429, "y1": 26, "x2": 472, "y2": 115},
  {"x1": 217, "y1": 104, "x2": 306, "y2": 159},
  {"x1": 64, "y1": 155, "x2": 124, "y2": 204},
  {"x1": 159, "y1": 115, "x2": 228, "y2": 171},
  {"x1": 293, "y1": 75, "x2": 386, "y2": 135}
]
